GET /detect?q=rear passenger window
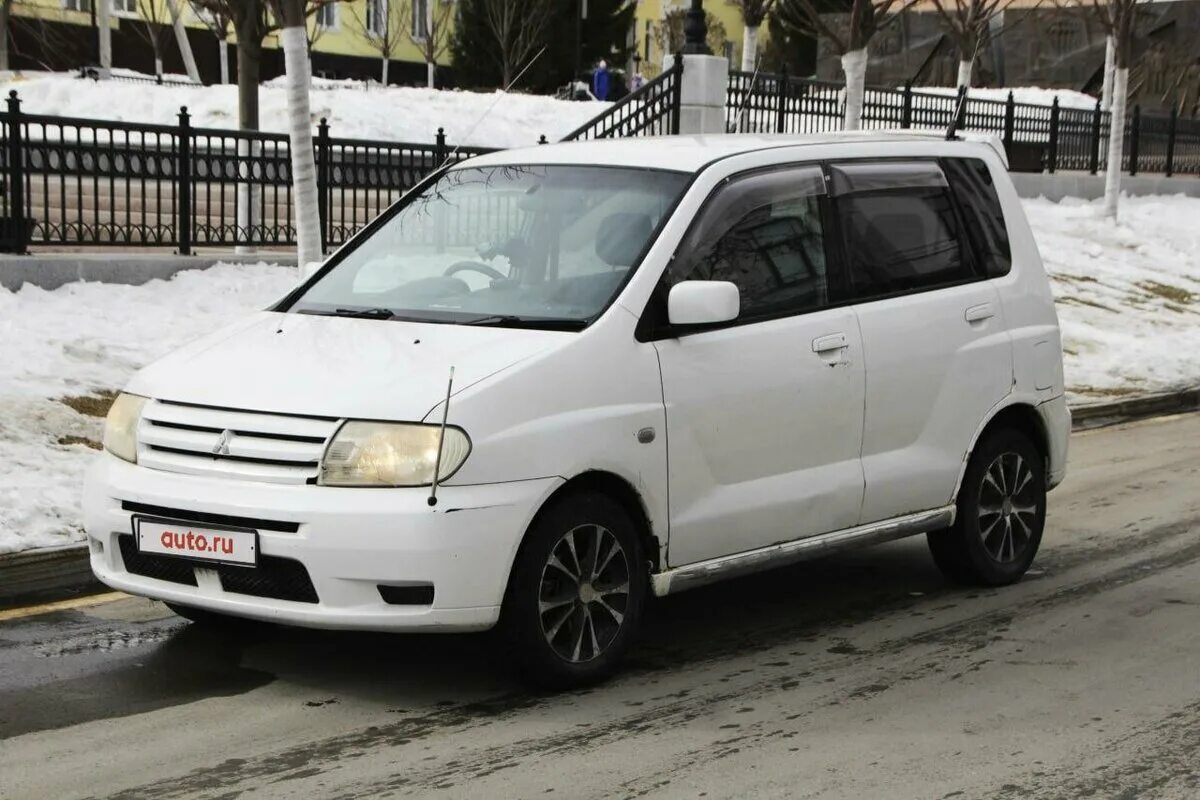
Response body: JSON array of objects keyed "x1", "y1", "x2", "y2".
[
  {"x1": 942, "y1": 157, "x2": 1012, "y2": 278},
  {"x1": 831, "y1": 161, "x2": 973, "y2": 299},
  {"x1": 667, "y1": 165, "x2": 830, "y2": 321}
]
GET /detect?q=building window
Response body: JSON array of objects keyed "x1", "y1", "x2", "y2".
[
  {"x1": 366, "y1": 0, "x2": 387, "y2": 36},
  {"x1": 316, "y1": 2, "x2": 338, "y2": 29},
  {"x1": 111, "y1": 0, "x2": 137, "y2": 14},
  {"x1": 63, "y1": 0, "x2": 93, "y2": 11},
  {"x1": 411, "y1": 0, "x2": 429, "y2": 41}
]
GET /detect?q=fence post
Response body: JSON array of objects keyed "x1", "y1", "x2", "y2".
[
  {"x1": 775, "y1": 67, "x2": 788, "y2": 134},
  {"x1": 901, "y1": 81, "x2": 913, "y2": 129},
  {"x1": 434, "y1": 126, "x2": 446, "y2": 165},
  {"x1": 177, "y1": 106, "x2": 192, "y2": 256},
  {"x1": 316, "y1": 117, "x2": 330, "y2": 254},
  {"x1": 4, "y1": 91, "x2": 27, "y2": 255},
  {"x1": 1088, "y1": 99, "x2": 1101, "y2": 175},
  {"x1": 1047, "y1": 96, "x2": 1060, "y2": 174},
  {"x1": 1165, "y1": 105, "x2": 1177, "y2": 177},
  {"x1": 670, "y1": 52, "x2": 683, "y2": 136},
  {"x1": 1002, "y1": 91, "x2": 1015, "y2": 150},
  {"x1": 1128, "y1": 104, "x2": 1140, "y2": 176}
]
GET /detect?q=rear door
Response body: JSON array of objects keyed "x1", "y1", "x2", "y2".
[
  {"x1": 828, "y1": 160, "x2": 1013, "y2": 524},
  {"x1": 649, "y1": 164, "x2": 867, "y2": 567}
]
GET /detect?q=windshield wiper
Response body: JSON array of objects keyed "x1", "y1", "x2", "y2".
[
  {"x1": 331, "y1": 307, "x2": 397, "y2": 319},
  {"x1": 460, "y1": 314, "x2": 586, "y2": 330}
]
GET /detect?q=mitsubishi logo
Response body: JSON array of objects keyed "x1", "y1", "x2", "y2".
[{"x1": 212, "y1": 429, "x2": 233, "y2": 456}]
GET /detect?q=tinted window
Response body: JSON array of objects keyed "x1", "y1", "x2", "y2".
[
  {"x1": 667, "y1": 166, "x2": 829, "y2": 320},
  {"x1": 833, "y1": 162, "x2": 971, "y2": 299},
  {"x1": 942, "y1": 157, "x2": 1012, "y2": 278}
]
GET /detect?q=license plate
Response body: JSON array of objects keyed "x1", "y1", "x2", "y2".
[{"x1": 135, "y1": 517, "x2": 258, "y2": 567}]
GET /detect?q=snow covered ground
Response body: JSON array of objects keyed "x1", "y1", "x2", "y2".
[
  {"x1": 1, "y1": 196, "x2": 1198, "y2": 554},
  {"x1": 0, "y1": 71, "x2": 610, "y2": 148}
]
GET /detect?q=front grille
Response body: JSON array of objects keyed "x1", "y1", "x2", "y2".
[
  {"x1": 121, "y1": 501, "x2": 300, "y2": 533},
  {"x1": 217, "y1": 558, "x2": 319, "y2": 604},
  {"x1": 136, "y1": 400, "x2": 340, "y2": 485},
  {"x1": 118, "y1": 535, "x2": 198, "y2": 586}
]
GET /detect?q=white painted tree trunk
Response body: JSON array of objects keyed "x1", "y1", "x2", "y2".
[
  {"x1": 98, "y1": 0, "x2": 112, "y2": 78},
  {"x1": 235, "y1": 139, "x2": 260, "y2": 255},
  {"x1": 167, "y1": 0, "x2": 200, "y2": 83},
  {"x1": 218, "y1": 39, "x2": 229, "y2": 85},
  {"x1": 1101, "y1": 36, "x2": 1115, "y2": 110},
  {"x1": 154, "y1": 56, "x2": 164, "y2": 79},
  {"x1": 281, "y1": 25, "x2": 322, "y2": 272},
  {"x1": 380, "y1": 56, "x2": 389, "y2": 85},
  {"x1": 956, "y1": 59, "x2": 973, "y2": 90},
  {"x1": 1103, "y1": 67, "x2": 1128, "y2": 219},
  {"x1": 427, "y1": 60, "x2": 435, "y2": 88},
  {"x1": 741, "y1": 25, "x2": 759, "y2": 71},
  {"x1": 841, "y1": 48, "x2": 867, "y2": 131}
]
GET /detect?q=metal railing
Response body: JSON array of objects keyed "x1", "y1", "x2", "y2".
[
  {"x1": 561, "y1": 54, "x2": 683, "y2": 142},
  {"x1": 0, "y1": 91, "x2": 496, "y2": 253},
  {"x1": 726, "y1": 70, "x2": 1200, "y2": 176}
]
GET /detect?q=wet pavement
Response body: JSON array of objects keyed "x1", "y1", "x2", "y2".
[{"x1": 2, "y1": 413, "x2": 1199, "y2": 799}]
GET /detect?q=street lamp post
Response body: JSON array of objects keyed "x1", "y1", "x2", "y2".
[{"x1": 681, "y1": 0, "x2": 710, "y2": 55}]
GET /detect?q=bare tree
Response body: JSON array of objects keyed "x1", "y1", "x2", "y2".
[
  {"x1": 188, "y1": 0, "x2": 233, "y2": 84},
  {"x1": 1091, "y1": 0, "x2": 1141, "y2": 218},
  {"x1": 135, "y1": 0, "x2": 174, "y2": 79},
  {"x1": 481, "y1": 0, "x2": 554, "y2": 87},
  {"x1": 0, "y1": 0, "x2": 14, "y2": 71},
  {"x1": 729, "y1": 0, "x2": 775, "y2": 71},
  {"x1": 407, "y1": 0, "x2": 454, "y2": 88},
  {"x1": 776, "y1": 0, "x2": 912, "y2": 129},
  {"x1": 927, "y1": 0, "x2": 1014, "y2": 90},
  {"x1": 350, "y1": 0, "x2": 402, "y2": 84},
  {"x1": 656, "y1": 8, "x2": 729, "y2": 57}
]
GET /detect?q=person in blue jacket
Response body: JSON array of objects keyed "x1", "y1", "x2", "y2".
[{"x1": 592, "y1": 60, "x2": 610, "y2": 101}]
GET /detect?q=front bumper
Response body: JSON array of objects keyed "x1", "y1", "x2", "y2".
[{"x1": 83, "y1": 453, "x2": 561, "y2": 632}]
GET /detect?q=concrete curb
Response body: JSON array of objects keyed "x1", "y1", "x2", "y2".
[
  {"x1": 0, "y1": 252, "x2": 298, "y2": 291},
  {"x1": 2, "y1": 389, "x2": 1197, "y2": 610}
]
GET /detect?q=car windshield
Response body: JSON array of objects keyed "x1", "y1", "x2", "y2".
[{"x1": 287, "y1": 164, "x2": 689, "y2": 329}]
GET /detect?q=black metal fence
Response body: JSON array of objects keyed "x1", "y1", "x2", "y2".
[
  {"x1": 562, "y1": 54, "x2": 683, "y2": 142},
  {"x1": 726, "y1": 70, "x2": 1200, "y2": 176},
  {"x1": 0, "y1": 90, "x2": 495, "y2": 253}
]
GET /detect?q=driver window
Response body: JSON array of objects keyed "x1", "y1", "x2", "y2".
[{"x1": 666, "y1": 165, "x2": 830, "y2": 321}]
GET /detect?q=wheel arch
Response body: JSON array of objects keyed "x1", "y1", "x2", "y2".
[{"x1": 952, "y1": 400, "x2": 1050, "y2": 503}]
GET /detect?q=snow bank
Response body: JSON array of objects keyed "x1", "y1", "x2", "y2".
[
  {"x1": 914, "y1": 85, "x2": 1099, "y2": 110},
  {"x1": 0, "y1": 71, "x2": 610, "y2": 148},
  {"x1": 1, "y1": 196, "x2": 1198, "y2": 554}
]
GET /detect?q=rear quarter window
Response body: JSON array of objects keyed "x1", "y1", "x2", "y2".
[{"x1": 941, "y1": 157, "x2": 1012, "y2": 278}]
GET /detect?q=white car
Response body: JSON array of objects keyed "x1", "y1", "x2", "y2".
[{"x1": 84, "y1": 133, "x2": 1070, "y2": 687}]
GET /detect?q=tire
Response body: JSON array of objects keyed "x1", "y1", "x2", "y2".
[
  {"x1": 165, "y1": 602, "x2": 270, "y2": 630},
  {"x1": 501, "y1": 491, "x2": 647, "y2": 690},
  {"x1": 928, "y1": 427, "x2": 1047, "y2": 586}
]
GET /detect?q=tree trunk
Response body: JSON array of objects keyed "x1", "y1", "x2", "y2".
[
  {"x1": 0, "y1": 1, "x2": 11, "y2": 72},
  {"x1": 155, "y1": 54, "x2": 164, "y2": 79},
  {"x1": 167, "y1": 0, "x2": 200, "y2": 83},
  {"x1": 841, "y1": 48, "x2": 868, "y2": 131},
  {"x1": 1103, "y1": 66, "x2": 1127, "y2": 219},
  {"x1": 280, "y1": 20, "x2": 323, "y2": 271},
  {"x1": 427, "y1": 60, "x2": 434, "y2": 88},
  {"x1": 1101, "y1": 36, "x2": 1114, "y2": 111},
  {"x1": 98, "y1": 0, "x2": 112, "y2": 77},
  {"x1": 235, "y1": 30, "x2": 262, "y2": 254},
  {"x1": 741, "y1": 25, "x2": 759, "y2": 71},
  {"x1": 218, "y1": 38, "x2": 229, "y2": 85},
  {"x1": 956, "y1": 59, "x2": 973, "y2": 91},
  {"x1": 381, "y1": 56, "x2": 389, "y2": 85}
]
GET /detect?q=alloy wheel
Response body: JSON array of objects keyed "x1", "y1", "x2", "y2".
[
  {"x1": 538, "y1": 523, "x2": 631, "y2": 663},
  {"x1": 978, "y1": 451, "x2": 1039, "y2": 563}
]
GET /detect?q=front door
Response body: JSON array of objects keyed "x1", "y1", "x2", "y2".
[{"x1": 649, "y1": 164, "x2": 867, "y2": 567}]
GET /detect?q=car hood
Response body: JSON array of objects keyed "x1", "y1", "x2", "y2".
[{"x1": 127, "y1": 311, "x2": 569, "y2": 421}]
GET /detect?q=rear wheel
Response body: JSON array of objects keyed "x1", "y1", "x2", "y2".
[
  {"x1": 502, "y1": 491, "x2": 647, "y2": 689},
  {"x1": 928, "y1": 428, "x2": 1046, "y2": 586}
]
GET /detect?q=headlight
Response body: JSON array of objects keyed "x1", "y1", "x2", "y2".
[
  {"x1": 102, "y1": 392, "x2": 148, "y2": 463},
  {"x1": 319, "y1": 422, "x2": 471, "y2": 487}
]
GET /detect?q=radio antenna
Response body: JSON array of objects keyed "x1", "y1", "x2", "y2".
[
  {"x1": 945, "y1": 38, "x2": 983, "y2": 140},
  {"x1": 440, "y1": 46, "x2": 548, "y2": 169},
  {"x1": 427, "y1": 366, "x2": 455, "y2": 508},
  {"x1": 732, "y1": 57, "x2": 767, "y2": 134}
]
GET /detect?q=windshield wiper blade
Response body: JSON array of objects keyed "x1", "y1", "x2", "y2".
[
  {"x1": 460, "y1": 315, "x2": 585, "y2": 330},
  {"x1": 330, "y1": 307, "x2": 397, "y2": 319}
]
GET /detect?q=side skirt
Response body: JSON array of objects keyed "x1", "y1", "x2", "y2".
[{"x1": 651, "y1": 506, "x2": 956, "y2": 597}]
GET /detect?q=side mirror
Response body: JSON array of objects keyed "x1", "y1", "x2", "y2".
[{"x1": 667, "y1": 280, "x2": 740, "y2": 327}]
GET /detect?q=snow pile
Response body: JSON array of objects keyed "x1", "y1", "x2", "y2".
[
  {"x1": 915, "y1": 86, "x2": 1099, "y2": 110},
  {"x1": 0, "y1": 263, "x2": 298, "y2": 554},
  {"x1": 1028, "y1": 194, "x2": 1200, "y2": 402},
  {"x1": 0, "y1": 71, "x2": 610, "y2": 148},
  {"x1": 1, "y1": 196, "x2": 1198, "y2": 554}
]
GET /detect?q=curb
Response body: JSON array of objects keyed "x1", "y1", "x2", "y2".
[{"x1": 2, "y1": 389, "x2": 1197, "y2": 611}]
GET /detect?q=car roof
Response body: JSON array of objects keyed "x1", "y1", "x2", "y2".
[{"x1": 459, "y1": 132, "x2": 1003, "y2": 173}]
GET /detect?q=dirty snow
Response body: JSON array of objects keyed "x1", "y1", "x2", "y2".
[
  {"x1": 0, "y1": 71, "x2": 609, "y2": 148},
  {"x1": 2, "y1": 196, "x2": 1199, "y2": 554}
]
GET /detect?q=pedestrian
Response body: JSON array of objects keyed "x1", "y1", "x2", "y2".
[{"x1": 592, "y1": 59, "x2": 610, "y2": 101}]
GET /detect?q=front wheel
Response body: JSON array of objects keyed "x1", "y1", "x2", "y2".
[
  {"x1": 928, "y1": 428, "x2": 1047, "y2": 586},
  {"x1": 502, "y1": 491, "x2": 647, "y2": 689}
]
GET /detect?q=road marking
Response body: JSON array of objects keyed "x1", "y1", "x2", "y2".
[{"x1": 0, "y1": 591, "x2": 128, "y2": 622}]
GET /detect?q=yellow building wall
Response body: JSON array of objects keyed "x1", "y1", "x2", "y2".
[{"x1": 632, "y1": 0, "x2": 751, "y2": 77}]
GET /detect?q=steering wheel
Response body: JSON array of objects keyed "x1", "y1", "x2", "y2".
[{"x1": 444, "y1": 261, "x2": 507, "y2": 281}]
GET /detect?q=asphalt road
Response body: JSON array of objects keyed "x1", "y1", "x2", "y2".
[{"x1": 2, "y1": 413, "x2": 1199, "y2": 800}]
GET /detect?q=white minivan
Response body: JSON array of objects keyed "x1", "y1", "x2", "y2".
[{"x1": 85, "y1": 133, "x2": 1070, "y2": 687}]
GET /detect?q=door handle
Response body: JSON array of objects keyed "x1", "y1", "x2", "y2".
[
  {"x1": 812, "y1": 333, "x2": 848, "y2": 353},
  {"x1": 964, "y1": 303, "x2": 995, "y2": 323}
]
